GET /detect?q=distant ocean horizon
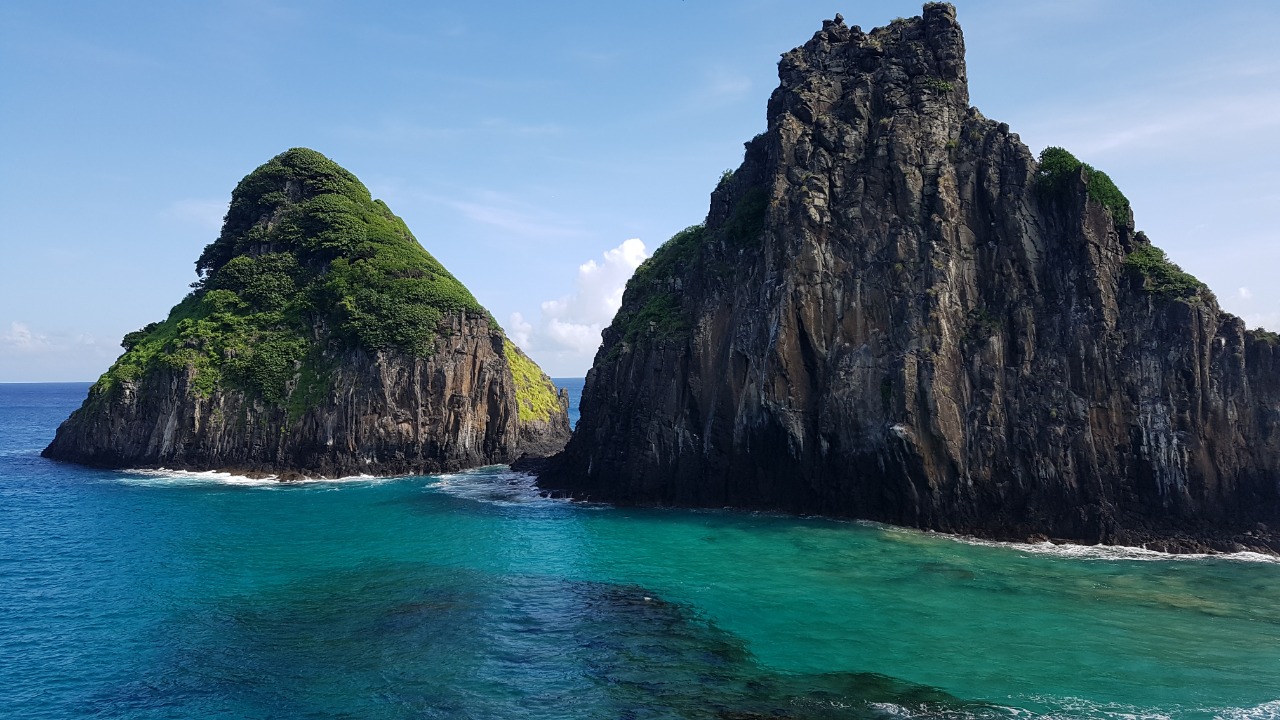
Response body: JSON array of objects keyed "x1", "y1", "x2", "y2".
[{"x1": 2, "y1": 381, "x2": 1278, "y2": 719}]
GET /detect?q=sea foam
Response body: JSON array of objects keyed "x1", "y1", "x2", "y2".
[
  {"x1": 866, "y1": 696, "x2": 1280, "y2": 720},
  {"x1": 866, "y1": 522, "x2": 1279, "y2": 564},
  {"x1": 430, "y1": 466, "x2": 575, "y2": 508},
  {"x1": 117, "y1": 467, "x2": 387, "y2": 488}
]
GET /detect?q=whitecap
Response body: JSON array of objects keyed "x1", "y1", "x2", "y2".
[
  {"x1": 986, "y1": 694, "x2": 1280, "y2": 720},
  {"x1": 1212, "y1": 700, "x2": 1280, "y2": 720},
  {"x1": 429, "y1": 466, "x2": 582, "y2": 508},
  {"x1": 115, "y1": 467, "x2": 391, "y2": 489},
  {"x1": 860, "y1": 521, "x2": 1278, "y2": 564},
  {"x1": 864, "y1": 700, "x2": 1024, "y2": 719},
  {"x1": 945, "y1": 536, "x2": 1279, "y2": 565},
  {"x1": 1015, "y1": 695, "x2": 1175, "y2": 720}
]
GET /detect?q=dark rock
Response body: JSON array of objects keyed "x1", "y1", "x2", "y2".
[
  {"x1": 43, "y1": 149, "x2": 570, "y2": 478},
  {"x1": 539, "y1": 5, "x2": 1280, "y2": 553},
  {"x1": 510, "y1": 453, "x2": 554, "y2": 474}
]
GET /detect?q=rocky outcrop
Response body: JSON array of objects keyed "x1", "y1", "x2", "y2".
[
  {"x1": 44, "y1": 148, "x2": 569, "y2": 478},
  {"x1": 540, "y1": 4, "x2": 1280, "y2": 552}
]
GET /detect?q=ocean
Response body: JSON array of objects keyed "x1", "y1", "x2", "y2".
[{"x1": 1, "y1": 380, "x2": 1277, "y2": 719}]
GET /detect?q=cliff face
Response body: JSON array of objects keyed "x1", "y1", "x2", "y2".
[
  {"x1": 44, "y1": 149, "x2": 569, "y2": 478},
  {"x1": 540, "y1": 5, "x2": 1280, "y2": 551}
]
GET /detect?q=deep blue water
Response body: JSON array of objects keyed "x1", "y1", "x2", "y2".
[
  {"x1": 556, "y1": 376, "x2": 584, "y2": 428},
  {"x1": 2, "y1": 382, "x2": 1279, "y2": 719}
]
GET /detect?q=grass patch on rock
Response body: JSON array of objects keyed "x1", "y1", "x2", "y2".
[
  {"x1": 1036, "y1": 146, "x2": 1130, "y2": 226},
  {"x1": 1124, "y1": 237, "x2": 1205, "y2": 300},
  {"x1": 503, "y1": 341, "x2": 560, "y2": 423}
]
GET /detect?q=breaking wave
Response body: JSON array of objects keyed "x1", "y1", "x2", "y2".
[
  {"x1": 867, "y1": 523, "x2": 1278, "y2": 564},
  {"x1": 430, "y1": 466, "x2": 582, "y2": 508},
  {"x1": 115, "y1": 467, "x2": 388, "y2": 488}
]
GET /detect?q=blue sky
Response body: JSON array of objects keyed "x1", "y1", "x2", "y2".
[{"x1": 2, "y1": 1, "x2": 1278, "y2": 381}]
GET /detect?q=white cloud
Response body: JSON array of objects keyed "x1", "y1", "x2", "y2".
[
  {"x1": 2, "y1": 322, "x2": 50, "y2": 352},
  {"x1": 1, "y1": 321, "x2": 111, "y2": 355},
  {"x1": 1238, "y1": 287, "x2": 1254, "y2": 301},
  {"x1": 508, "y1": 311, "x2": 534, "y2": 350},
  {"x1": 510, "y1": 238, "x2": 649, "y2": 372},
  {"x1": 0, "y1": 321, "x2": 119, "y2": 381}
]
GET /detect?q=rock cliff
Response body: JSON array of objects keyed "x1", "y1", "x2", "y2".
[
  {"x1": 540, "y1": 4, "x2": 1280, "y2": 552},
  {"x1": 44, "y1": 148, "x2": 570, "y2": 478}
]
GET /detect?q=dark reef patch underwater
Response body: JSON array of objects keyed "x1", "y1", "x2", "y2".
[{"x1": 3, "y1": 382, "x2": 1280, "y2": 719}]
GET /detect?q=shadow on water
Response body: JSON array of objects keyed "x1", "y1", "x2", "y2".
[{"x1": 85, "y1": 562, "x2": 992, "y2": 720}]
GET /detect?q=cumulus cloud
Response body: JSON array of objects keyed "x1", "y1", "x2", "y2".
[
  {"x1": 2, "y1": 321, "x2": 111, "y2": 356},
  {"x1": 2, "y1": 321, "x2": 50, "y2": 352},
  {"x1": 0, "y1": 321, "x2": 120, "y2": 381},
  {"x1": 1238, "y1": 287, "x2": 1254, "y2": 300},
  {"x1": 510, "y1": 238, "x2": 649, "y2": 374}
]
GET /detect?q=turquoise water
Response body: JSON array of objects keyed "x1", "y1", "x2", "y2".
[{"x1": 2, "y1": 382, "x2": 1278, "y2": 719}]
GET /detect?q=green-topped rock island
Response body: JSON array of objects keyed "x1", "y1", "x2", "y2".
[{"x1": 43, "y1": 148, "x2": 570, "y2": 478}]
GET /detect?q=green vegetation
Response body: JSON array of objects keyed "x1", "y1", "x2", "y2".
[
  {"x1": 286, "y1": 355, "x2": 333, "y2": 423},
  {"x1": 629, "y1": 224, "x2": 705, "y2": 292},
  {"x1": 925, "y1": 78, "x2": 954, "y2": 93},
  {"x1": 614, "y1": 224, "x2": 706, "y2": 345},
  {"x1": 623, "y1": 294, "x2": 689, "y2": 343},
  {"x1": 1124, "y1": 239, "x2": 1205, "y2": 300},
  {"x1": 197, "y1": 149, "x2": 482, "y2": 353},
  {"x1": 93, "y1": 148, "x2": 487, "y2": 410},
  {"x1": 613, "y1": 225, "x2": 704, "y2": 343},
  {"x1": 1035, "y1": 146, "x2": 1131, "y2": 226},
  {"x1": 502, "y1": 341, "x2": 560, "y2": 423},
  {"x1": 1252, "y1": 329, "x2": 1280, "y2": 345},
  {"x1": 610, "y1": 183, "x2": 772, "y2": 345}
]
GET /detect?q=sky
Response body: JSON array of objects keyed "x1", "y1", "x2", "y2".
[{"x1": 1, "y1": 1, "x2": 1278, "y2": 381}]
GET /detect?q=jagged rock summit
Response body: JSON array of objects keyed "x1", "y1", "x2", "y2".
[
  {"x1": 44, "y1": 148, "x2": 570, "y2": 478},
  {"x1": 540, "y1": 4, "x2": 1280, "y2": 552}
]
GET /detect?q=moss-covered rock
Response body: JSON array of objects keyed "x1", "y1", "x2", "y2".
[
  {"x1": 1036, "y1": 146, "x2": 1131, "y2": 227},
  {"x1": 45, "y1": 148, "x2": 569, "y2": 477},
  {"x1": 1124, "y1": 236, "x2": 1206, "y2": 300},
  {"x1": 503, "y1": 340, "x2": 561, "y2": 424}
]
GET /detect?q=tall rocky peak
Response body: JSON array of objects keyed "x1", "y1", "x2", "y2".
[
  {"x1": 44, "y1": 148, "x2": 570, "y2": 478},
  {"x1": 541, "y1": 5, "x2": 1280, "y2": 553}
]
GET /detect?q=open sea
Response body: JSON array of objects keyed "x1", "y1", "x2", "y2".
[{"x1": 1, "y1": 380, "x2": 1278, "y2": 719}]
